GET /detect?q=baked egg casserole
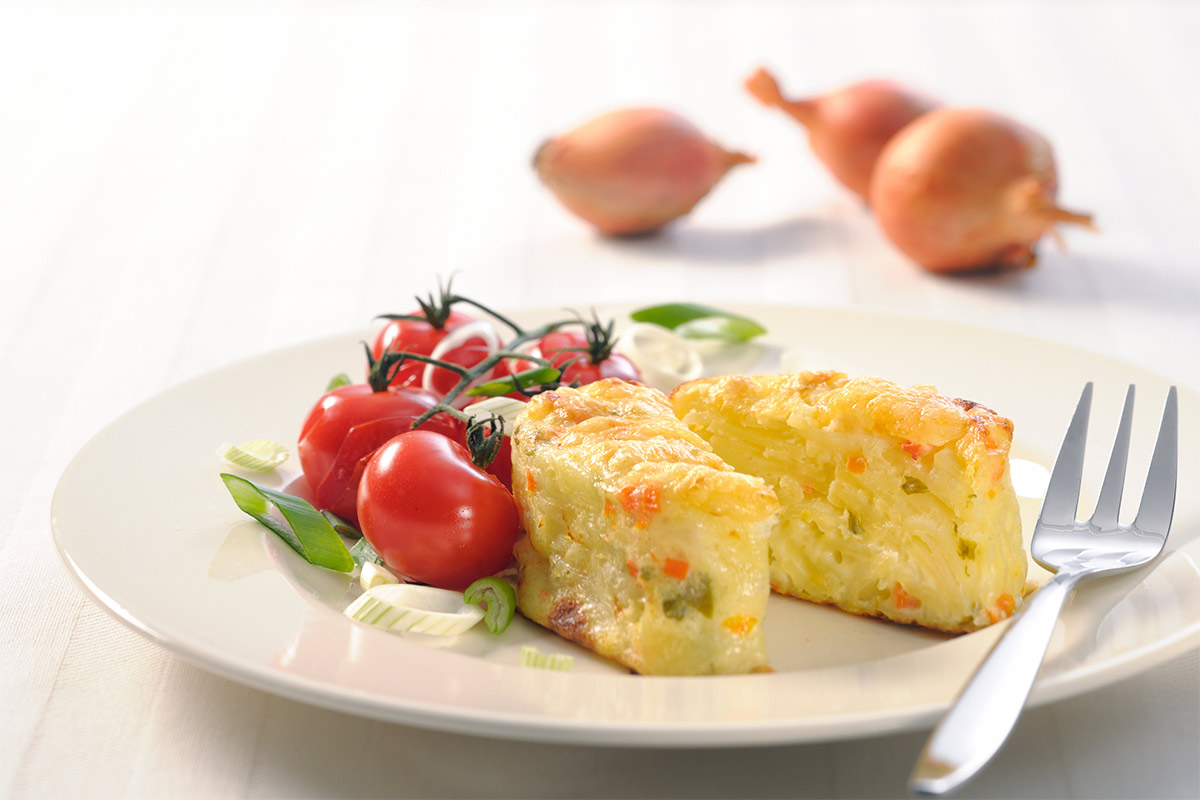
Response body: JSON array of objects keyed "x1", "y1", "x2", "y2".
[
  {"x1": 511, "y1": 379, "x2": 778, "y2": 675},
  {"x1": 670, "y1": 371, "x2": 1026, "y2": 633}
]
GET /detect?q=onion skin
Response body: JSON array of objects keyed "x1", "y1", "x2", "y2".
[
  {"x1": 745, "y1": 68, "x2": 937, "y2": 202},
  {"x1": 869, "y1": 108, "x2": 1095, "y2": 273},
  {"x1": 534, "y1": 108, "x2": 755, "y2": 236}
]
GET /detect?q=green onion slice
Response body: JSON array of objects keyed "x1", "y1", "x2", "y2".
[
  {"x1": 630, "y1": 303, "x2": 766, "y2": 342},
  {"x1": 466, "y1": 366, "x2": 561, "y2": 397},
  {"x1": 220, "y1": 474, "x2": 354, "y2": 572},
  {"x1": 350, "y1": 537, "x2": 385, "y2": 568},
  {"x1": 359, "y1": 561, "x2": 400, "y2": 590},
  {"x1": 463, "y1": 576, "x2": 517, "y2": 634},
  {"x1": 675, "y1": 315, "x2": 767, "y2": 343},
  {"x1": 216, "y1": 440, "x2": 290, "y2": 471},
  {"x1": 519, "y1": 645, "x2": 574, "y2": 671},
  {"x1": 345, "y1": 584, "x2": 485, "y2": 635},
  {"x1": 321, "y1": 510, "x2": 361, "y2": 539},
  {"x1": 326, "y1": 373, "x2": 352, "y2": 391}
]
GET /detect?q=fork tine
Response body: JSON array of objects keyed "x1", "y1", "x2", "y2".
[
  {"x1": 1089, "y1": 385, "x2": 1135, "y2": 530},
  {"x1": 1132, "y1": 386, "x2": 1178, "y2": 537},
  {"x1": 1037, "y1": 382, "x2": 1093, "y2": 529}
]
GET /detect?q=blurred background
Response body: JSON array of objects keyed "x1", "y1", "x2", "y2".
[{"x1": 5, "y1": 2, "x2": 1197, "y2": 388}]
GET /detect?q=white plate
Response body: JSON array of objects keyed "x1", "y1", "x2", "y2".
[{"x1": 51, "y1": 306, "x2": 1200, "y2": 747}]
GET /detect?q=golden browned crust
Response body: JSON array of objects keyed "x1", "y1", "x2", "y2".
[
  {"x1": 671, "y1": 371, "x2": 1027, "y2": 633},
  {"x1": 512, "y1": 379, "x2": 778, "y2": 675}
]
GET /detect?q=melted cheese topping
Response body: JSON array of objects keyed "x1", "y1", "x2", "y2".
[
  {"x1": 671, "y1": 372, "x2": 1026, "y2": 632},
  {"x1": 512, "y1": 379, "x2": 778, "y2": 675}
]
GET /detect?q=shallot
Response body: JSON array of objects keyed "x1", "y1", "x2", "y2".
[
  {"x1": 745, "y1": 67, "x2": 937, "y2": 202},
  {"x1": 869, "y1": 107, "x2": 1094, "y2": 273},
  {"x1": 534, "y1": 108, "x2": 755, "y2": 236}
]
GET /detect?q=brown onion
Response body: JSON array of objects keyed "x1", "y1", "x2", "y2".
[
  {"x1": 533, "y1": 108, "x2": 754, "y2": 236},
  {"x1": 869, "y1": 108, "x2": 1095, "y2": 273},
  {"x1": 745, "y1": 67, "x2": 937, "y2": 202}
]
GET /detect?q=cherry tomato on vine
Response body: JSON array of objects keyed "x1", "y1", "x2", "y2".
[
  {"x1": 539, "y1": 330, "x2": 640, "y2": 385},
  {"x1": 371, "y1": 309, "x2": 503, "y2": 396},
  {"x1": 357, "y1": 430, "x2": 521, "y2": 590},
  {"x1": 297, "y1": 384, "x2": 461, "y2": 526}
]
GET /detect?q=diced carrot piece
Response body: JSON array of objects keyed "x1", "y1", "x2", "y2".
[
  {"x1": 901, "y1": 440, "x2": 932, "y2": 460},
  {"x1": 525, "y1": 470, "x2": 536, "y2": 493},
  {"x1": 626, "y1": 559, "x2": 639, "y2": 578},
  {"x1": 662, "y1": 557, "x2": 689, "y2": 581},
  {"x1": 846, "y1": 455, "x2": 867, "y2": 474},
  {"x1": 996, "y1": 593, "x2": 1015, "y2": 613},
  {"x1": 722, "y1": 615, "x2": 757, "y2": 636},
  {"x1": 893, "y1": 583, "x2": 922, "y2": 609},
  {"x1": 617, "y1": 484, "x2": 661, "y2": 529},
  {"x1": 985, "y1": 595, "x2": 1017, "y2": 625}
]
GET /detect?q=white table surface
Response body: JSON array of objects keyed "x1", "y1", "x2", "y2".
[{"x1": 3, "y1": 1, "x2": 1198, "y2": 798}]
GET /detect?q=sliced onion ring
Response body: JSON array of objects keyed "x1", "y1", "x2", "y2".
[
  {"x1": 615, "y1": 323, "x2": 703, "y2": 392},
  {"x1": 421, "y1": 319, "x2": 502, "y2": 394},
  {"x1": 462, "y1": 397, "x2": 527, "y2": 436}
]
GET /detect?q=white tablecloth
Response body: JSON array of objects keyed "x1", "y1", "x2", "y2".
[{"x1": 3, "y1": 2, "x2": 1197, "y2": 798}]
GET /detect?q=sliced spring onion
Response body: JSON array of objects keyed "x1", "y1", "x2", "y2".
[
  {"x1": 466, "y1": 365, "x2": 560, "y2": 397},
  {"x1": 463, "y1": 576, "x2": 517, "y2": 634},
  {"x1": 675, "y1": 315, "x2": 766, "y2": 343},
  {"x1": 519, "y1": 645, "x2": 574, "y2": 672},
  {"x1": 321, "y1": 510, "x2": 361, "y2": 539},
  {"x1": 460, "y1": 397, "x2": 527, "y2": 436},
  {"x1": 614, "y1": 323, "x2": 702, "y2": 392},
  {"x1": 422, "y1": 320, "x2": 502, "y2": 393},
  {"x1": 326, "y1": 372, "x2": 352, "y2": 391},
  {"x1": 345, "y1": 584, "x2": 485, "y2": 635},
  {"x1": 216, "y1": 440, "x2": 290, "y2": 471},
  {"x1": 220, "y1": 474, "x2": 354, "y2": 572},
  {"x1": 349, "y1": 537, "x2": 385, "y2": 568},
  {"x1": 631, "y1": 303, "x2": 766, "y2": 342},
  {"x1": 360, "y1": 561, "x2": 400, "y2": 590}
]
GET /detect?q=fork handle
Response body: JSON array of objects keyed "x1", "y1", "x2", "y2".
[{"x1": 909, "y1": 570, "x2": 1079, "y2": 796}]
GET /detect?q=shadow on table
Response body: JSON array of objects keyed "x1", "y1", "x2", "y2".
[
  {"x1": 940, "y1": 251, "x2": 1200, "y2": 315},
  {"x1": 592, "y1": 215, "x2": 840, "y2": 265}
]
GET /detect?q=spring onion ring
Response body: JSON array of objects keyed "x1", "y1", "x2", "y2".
[
  {"x1": 519, "y1": 645, "x2": 574, "y2": 671},
  {"x1": 216, "y1": 440, "x2": 290, "y2": 471},
  {"x1": 463, "y1": 576, "x2": 517, "y2": 634},
  {"x1": 344, "y1": 584, "x2": 485, "y2": 635}
]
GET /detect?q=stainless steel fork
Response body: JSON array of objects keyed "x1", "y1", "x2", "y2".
[{"x1": 909, "y1": 383, "x2": 1179, "y2": 796}]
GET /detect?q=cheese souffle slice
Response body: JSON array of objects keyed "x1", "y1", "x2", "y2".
[
  {"x1": 511, "y1": 379, "x2": 779, "y2": 675},
  {"x1": 670, "y1": 372, "x2": 1026, "y2": 633}
]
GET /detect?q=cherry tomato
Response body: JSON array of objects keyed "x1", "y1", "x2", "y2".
[
  {"x1": 485, "y1": 436, "x2": 515, "y2": 490},
  {"x1": 357, "y1": 431, "x2": 521, "y2": 590},
  {"x1": 297, "y1": 385, "x2": 461, "y2": 525},
  {"x1": 539, "y1": 330, "x2": 641, "y2": 385},
  {"x1": 371, "y1": 309, "x2": 502, "y2": 395}
]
